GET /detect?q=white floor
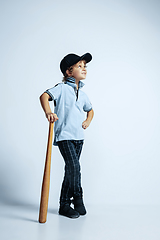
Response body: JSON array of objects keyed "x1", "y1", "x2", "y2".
[{"x1": 0, "y1": 202, "x2": 160, "y2": 240}]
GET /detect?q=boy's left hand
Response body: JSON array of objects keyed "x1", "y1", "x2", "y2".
[{"x1": 82, "y1": 120, "x2": 90, "y2": 129}]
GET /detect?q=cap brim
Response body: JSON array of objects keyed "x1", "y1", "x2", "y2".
[{"x1": 80, "y1": 53, "x2": 92, "y2": 63}]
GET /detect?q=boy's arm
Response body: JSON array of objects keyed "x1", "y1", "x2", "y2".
[
  {"x1": 39, "y1": 92, "x2": 59, "y2": 123},
  {"x1": 82, "y1": 109, "x2": 94, "y2": 129}
]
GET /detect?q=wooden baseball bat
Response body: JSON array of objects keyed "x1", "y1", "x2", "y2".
[{"x1": 39, "y1": 122, "x2": 54, "y2": 223}]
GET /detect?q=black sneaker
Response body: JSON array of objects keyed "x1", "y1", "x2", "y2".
[
  {"x1": 73, "y1": 198, "x2": 87, "y2": 215},
  {"x1": 59, "y1": 204, "x2": 80, "y2": 219}
]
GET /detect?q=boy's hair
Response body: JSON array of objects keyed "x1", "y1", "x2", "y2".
[{"x1": 62, "y1": 60, "x2": 86, "y2": 82}]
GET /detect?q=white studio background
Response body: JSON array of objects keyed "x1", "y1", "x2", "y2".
[{"x1": 0, "y1": 0, "x2": 160, "y2": 208}]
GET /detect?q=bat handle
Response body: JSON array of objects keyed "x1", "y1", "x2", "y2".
[{"x1": 39, "y1": 122, "x2": 54, "y2": 223}]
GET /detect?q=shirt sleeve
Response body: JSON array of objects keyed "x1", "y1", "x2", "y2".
[
  {"x1": 45, "y1": 84, "x2": 62, "y2": 101},
  {"x1": 83, "y1": 93, "x2": 92, "y2": 112}
]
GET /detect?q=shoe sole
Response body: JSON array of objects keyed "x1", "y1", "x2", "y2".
[{"x1": 59, "y1": 212, "x2": 80, "y2": 219}]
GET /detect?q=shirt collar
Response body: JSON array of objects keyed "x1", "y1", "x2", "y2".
[{"x1": 65, "y1": 77, "x2": 85, "y2": 89}]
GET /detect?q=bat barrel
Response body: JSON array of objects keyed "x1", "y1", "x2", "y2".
[{"x1": 39, "y1": 122, "x2": 54, "y2": 223}]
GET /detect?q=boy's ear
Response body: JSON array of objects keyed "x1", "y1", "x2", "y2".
[{"x1": 66, "y1": 69, "x2": 72, "y2": 76}]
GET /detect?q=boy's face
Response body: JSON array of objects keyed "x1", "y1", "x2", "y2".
[{"x1": 67, "y1": 60, "x2": 87, "y2": 81}]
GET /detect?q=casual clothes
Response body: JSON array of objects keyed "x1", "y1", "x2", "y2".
[
  {"x1": 45, "y1": 77, "x2": 92, "y2": 145},
  {"x1": 57, "y1": 140, "x2": 84, "y2": 205},
  {"x1": 45, "y1": 77, "x2": 92, "y2": 205}
]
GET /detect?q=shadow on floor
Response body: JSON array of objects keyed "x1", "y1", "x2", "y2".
[{"x1": 0, "y1": 199, "x2": 58, "y2": 223}]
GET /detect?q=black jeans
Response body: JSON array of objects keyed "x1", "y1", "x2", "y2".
[{"x1": 57, "y1": 140, "x2": 84, "y2": 206}]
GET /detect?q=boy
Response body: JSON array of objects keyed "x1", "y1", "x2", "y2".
[{"x1": 40, "y1": 53, "x2": 94, "y2": 219}]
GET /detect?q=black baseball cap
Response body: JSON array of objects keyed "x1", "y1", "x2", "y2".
[{"x1": 60, "y1": 53, "x2": 92, "y2": 75}]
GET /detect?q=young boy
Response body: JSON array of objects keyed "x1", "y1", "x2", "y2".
[{"x1": 40, "y1": 53, "x2": 94, "y2": 219}]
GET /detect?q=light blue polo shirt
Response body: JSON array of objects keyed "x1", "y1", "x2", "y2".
[{"x1": 45, "y1": 77, "x2": 92, "y2": 145}]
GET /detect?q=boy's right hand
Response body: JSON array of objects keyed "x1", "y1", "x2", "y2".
[{"x1": 46, "y1": 113, "x2": 59, "y2": 123}]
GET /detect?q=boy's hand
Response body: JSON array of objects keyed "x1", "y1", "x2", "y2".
[
  {"x1": 82, "y1": 120, "x2": 90, "y2": 129},
  {"x1": 46, "y1": 113, "x2": 59, "y2": 123}
]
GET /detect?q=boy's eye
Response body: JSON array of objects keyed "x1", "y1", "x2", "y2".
[{"x1": 78, "y1": 65, "x2": 87, "y2": 68}]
